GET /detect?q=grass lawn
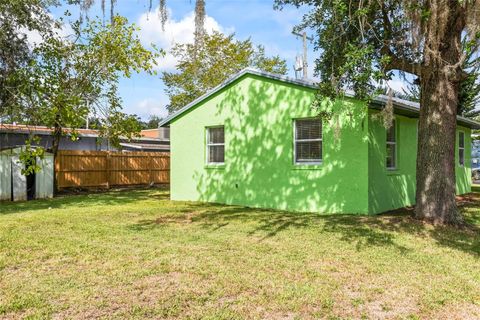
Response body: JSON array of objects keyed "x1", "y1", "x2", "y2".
[{"x1": 0, "y1": 189, "x2": 479, "y2": 319}]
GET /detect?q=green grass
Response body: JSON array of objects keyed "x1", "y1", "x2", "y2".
[{"x1": 0, "y1": 189, "x2": 479, "y2": 319}]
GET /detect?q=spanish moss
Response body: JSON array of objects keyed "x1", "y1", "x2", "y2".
[
  {"x1": 101, "y1": 0, "x2": 105, "y2": 23},
  {"x1": 110, "y1": 0, "x2": 116, "y2": 24},
  {"x1": 194, "y1": 0, "x2": 206, "y2": 46},
  {"x1": 159, "y1": 0, "x2": 167, "y2": 31}
]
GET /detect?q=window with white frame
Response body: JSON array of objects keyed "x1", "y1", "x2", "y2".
[
  {"x1": 294, "y1": 118, "x2": 322, "y2": 164},
  {"x1": 386, "y1": 120, "x2": 397, "y2": 169},
  {"x1": 459, "y1": 131, "x2": 465, "y2": 166},
  {"x1": 206, "y1": 126, "x2": 225, "y2": 164}
]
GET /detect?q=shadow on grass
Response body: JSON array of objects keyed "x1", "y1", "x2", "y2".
[
  {"x1": 0, "y1": 188, "x2": 169, "y2": 215},
  {"x1": 4, "y1": 189, "x2": 478, "y2": 256},
  {"x1": 130, "y1": 197, "x2": 480, "y2": 256}
]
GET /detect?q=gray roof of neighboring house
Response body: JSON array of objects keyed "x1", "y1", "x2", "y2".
[
  {"x1": 0, "y1": 124, "x2": 168, "y2": 142},
  {"x1": 119, "y1": 142, "x2": 170, "y2": 151},
  {"x1": 159, "y1": 67, "x2": 480, "y2": 130}
]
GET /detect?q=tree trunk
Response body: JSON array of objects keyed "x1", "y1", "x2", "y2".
[
  {"x1": 415, "y1": 73, "x2": 462, "y2": 225},
  {"x1": 414, "y1": 1, "x2": 465, "y2": 225},
  {"x1": 52, "y1": 125, "x2": 61, "y2": 157},
  {"x1": 51, "y1": 120, "x2": 62, "y2": 194}
]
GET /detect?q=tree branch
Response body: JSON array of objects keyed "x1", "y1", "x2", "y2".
[
  {"x1": 384, "y1": 53, "x2": 424, "y2": 76},
  {"x1": 379, "y1": 2, "x2": 424, "y2": 77}
]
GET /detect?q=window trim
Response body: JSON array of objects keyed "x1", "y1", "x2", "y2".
[
  {"x1": 386, "y1": 119, "x2": 397, "y2": 171},
  {"x1": 458, "y1": 130, "x2": 465, "y2": 167},
  {"x1": 206, "y1": 125, "x2": 225, "y2": 165},
  {"x1": 293, "y1": 117, "x2": 323, "y2": 166}
]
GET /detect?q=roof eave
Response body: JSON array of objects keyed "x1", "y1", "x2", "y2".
[
  {"x1": 119, "y1": 142, "x2": 170, "y2": 151},
  {"x1": 159, "y1": 68, "x2": 319, "y2": 127},
  {"x1": 159, "y1": 68, "x2": 480, "y2": 130},
  {"x1": 370, "y1": 101, "x2": 480, "y2": 130}
]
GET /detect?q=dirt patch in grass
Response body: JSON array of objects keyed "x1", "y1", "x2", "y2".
[
  {"x1": 332, "y1": 277, "x2": 421, "y2": 319},
  {"x1": 427, "y1": 302, "x2": 480, "y2": 320},
  {"x1": 52, "y1": 271, "x2": 205, "y2": 319}
]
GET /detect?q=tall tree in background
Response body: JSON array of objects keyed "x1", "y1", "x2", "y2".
[
  {"x1": 0, "y1": 0, "x2": 57, "y2": 117},
  {"x1": 275, "y1": 0, "x2": 480, "y2": 225},
  {"x1": 162, "y1": 31, "x2": 288, "y2": 112},
  {"x1": 459, "y1": 61, "x2": 480, "y2": 118},
  {"x1": 400, "y1": 41, "x2": 480, "y2": 118},
  {"x1": 139, "y1": 115, "x2": 163, "y2": 129}
]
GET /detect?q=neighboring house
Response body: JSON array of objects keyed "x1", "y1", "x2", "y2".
[
  {"x1": 471, "y1": 136, "x2": 480, "y2": 180},
  {"x1": 140, "y1": 127, "x2": 170, "y2": 140},
  {"x1": 160, "y1": 68, "x2": 479, "y2": 214},
  {"x1": 472, "y1": 135, "x2": 480, "y2": 169},
  {"x1": 0, "y1": 124, "x2": 170, "y2": 152}
]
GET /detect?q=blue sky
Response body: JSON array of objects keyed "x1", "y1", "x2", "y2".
[{"x1": 51, "y1": 0, "x2": 318, "y2": 120}]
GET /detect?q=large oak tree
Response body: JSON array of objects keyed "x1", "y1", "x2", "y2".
[{"x1": 275, "y1": 0, "x2": 480, "y2": 225}]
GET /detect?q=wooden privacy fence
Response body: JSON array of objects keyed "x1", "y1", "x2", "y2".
[{"x1": 55, "y1": 151, "x2": 169, "y2": 189}]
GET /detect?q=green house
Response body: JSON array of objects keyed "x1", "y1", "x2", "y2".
[{"x1": 160, "y1": 68, "x2": 480, "y2": 214}]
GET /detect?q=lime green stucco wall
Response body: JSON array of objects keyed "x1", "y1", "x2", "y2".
[
  {"x1": 171, "y1": 74, "x2": 371, "y2": 214},
  {"x1": 367, "y1": 112, "x2": 418, "y2": 214},
  {"x1": 170, "y1": 74, "x2": 472, "y2": 214},
  {"x1": 367, "y1": 110, "x2": 472, "y2": 213}
]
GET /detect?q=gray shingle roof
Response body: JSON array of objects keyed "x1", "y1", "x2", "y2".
[{"x1": 159, "y1": 68, "x2": 480, "y2": 129}]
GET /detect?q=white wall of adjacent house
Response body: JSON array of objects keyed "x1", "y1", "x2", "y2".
[
  {"x1": 35, "y1": 154, "x2": 54, "y2": 199},
  {"x1": 0, "y1": 153, "x2": 11, "y2": 201},
  {"x1": 0, "y1": 147, "x2": 54, "y2": 202},
  {"x1": 11, "y1": 154, "x2": 27, "y2": 201}
]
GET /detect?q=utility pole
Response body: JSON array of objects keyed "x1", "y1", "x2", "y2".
[{"x1": 292, "y1": 30, "x2": 313, "y2": 80}]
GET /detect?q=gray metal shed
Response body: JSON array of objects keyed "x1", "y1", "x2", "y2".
[{"x1": 0, "y1": 147, "x2": 54, "y2": 201}]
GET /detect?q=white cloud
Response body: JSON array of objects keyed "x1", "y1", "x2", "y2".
[
  {"x1": 133, "y1": 98, "x2": 169, "y2": 119},
  {"x1": 21, "y1": 29, "x2": 44, "y2": 47},
  {"x1": 20, "y1": 13, "x2": 74, "y2": 48},
  {"x1": 137, "y1": 8, "x2": 232, "y2": 71}
]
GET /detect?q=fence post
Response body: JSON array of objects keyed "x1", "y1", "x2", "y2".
[
  {"x1": 54, "y1": 152, "x2": 60, "y2": 192},
  {"x1": 148, "y1": 153, "x2": 153, "y2": 185},
  {"x1": 106, "y1": 152, "x2": 111, "y2": 189}
]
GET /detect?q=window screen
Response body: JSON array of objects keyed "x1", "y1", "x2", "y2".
[
  {"x1": 207, "y1": 127, "x2": 225, "y2": 164},
  {"x1": 294, "y1": 118, "x2": 322, "y2": 164},
  {"x1": 386, "y1": 120, "x2": 397, "y2": 169}
]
